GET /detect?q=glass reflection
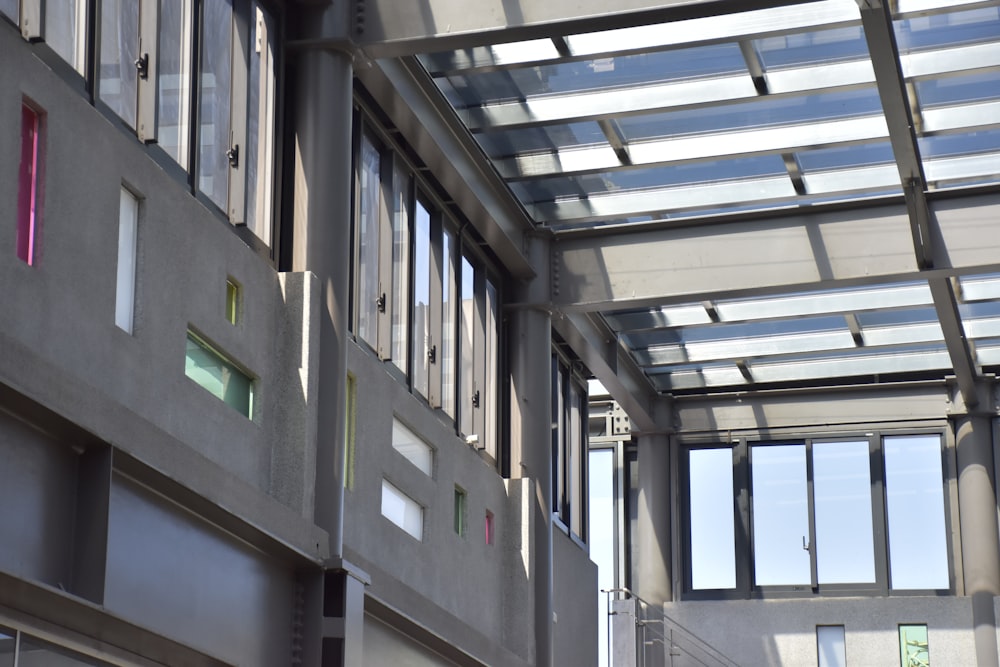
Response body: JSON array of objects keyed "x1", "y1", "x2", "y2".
[
  {"x1": 751, "y1": 444, "x2": 811, "y2": 586},
  {"x1": 689, "y1": 448, "x2": 737, "y2": 589}
]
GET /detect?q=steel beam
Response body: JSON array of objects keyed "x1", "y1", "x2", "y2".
[
  {"x1": 551, "y1": 191, "x2": 1000, "y2": 312},
  {"x1": 552, "y1": 313, "x2": 661, "y2": 431},
  {"x1": 929, "y1": 278, "x2": 981, "y2": 407},
  {"x1": 356, "y1": 58, "x2": 535, "y2": 279},
  {"x1": 351, "y1": 0, "x2": 821, "y2": 59}
]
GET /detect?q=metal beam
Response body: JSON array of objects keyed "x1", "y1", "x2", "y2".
[
  {"x1": 929, "y1": 277, "x2": 981, "y2": 407},
  {"x1": 551, "y1": 191, "x2": 1000, "y2": 311},
  {"x1": 351, "y1": 0, "x2": 823, "y2": 59},
  {"x1": 355, "y1": 57, "x2": 535, "y2": 279},
  {"x1": 552, "y1": 312, "x2": 660, "y2": 431}
]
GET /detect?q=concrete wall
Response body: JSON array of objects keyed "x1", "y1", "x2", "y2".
[
  {"x1": 664, "y1": 597, "x2": 977, "y2": 667},
  {"x1": 553, "y1": 529, "x2": 599, "y2": 667}
]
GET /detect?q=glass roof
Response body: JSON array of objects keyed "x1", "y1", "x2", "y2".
[
  {"x1": 600, "y1": 277, "x2": 1000, "y2": 393},
  {"x1": 418, "y1": 0, "x2": 1000, "y2": 231}
]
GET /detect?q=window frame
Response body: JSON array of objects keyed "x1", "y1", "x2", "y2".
[
  {"x1": 551, "y1": 348, "x2": 589, "y2": 542},
  {"x1": 680, "y1": 428, "x2": 956, "y2": 600}
]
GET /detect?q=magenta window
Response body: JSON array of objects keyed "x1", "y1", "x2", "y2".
[{"x1": 17, "y1": 103, "x2": 43, "y2": 265}]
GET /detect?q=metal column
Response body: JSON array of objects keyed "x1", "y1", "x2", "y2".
[{"x1": 635, "y1": 423, "x2": 672, "y2": 605}]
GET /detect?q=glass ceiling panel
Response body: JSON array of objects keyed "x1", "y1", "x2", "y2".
[
  {"x1": 755, "y1": 25, "x2": 869, "y2": 68},
  {"x1": 894, "y1": 7, "x2": 1000, "y2": 53}
]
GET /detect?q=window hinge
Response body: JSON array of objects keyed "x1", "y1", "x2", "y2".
[
  {"x1": 428, "y1": 344, "x2": 437, "y2": 364},
  {"x1": 135, "y1": 53, "x2": 149, "y2": 79},
  {"x1": 376, "y1": 293, "x2": 386, "y2": 313},
  {"x1": 472, "y1": 390, "x2": 480, "y2": 408},
  {"x1": 226, "y1": 144, "x2": 240, "y2": 168}
]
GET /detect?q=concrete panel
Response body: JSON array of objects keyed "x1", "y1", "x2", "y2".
[
  {"x1": 0, "y1": 409, "x2": 77, "y2": 588},
  {"x1": 104, "y1": 475, "x2": 295, "y2": 667},
  {"x1": 552, "y1": 530, "x2": 599, "y2": 667},
  {"x1": 663, "y1": 597, "x2": 977, "y2": 667},
  {"x1": 363, "y1": 615, "x2": 459, "y2": 666}
]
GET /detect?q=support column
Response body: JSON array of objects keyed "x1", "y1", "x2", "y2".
[
  {"x1": 291, "y1": 43, "x2": 353, "y2": 559},
  {"x1": 954, "y1": 409, "x2": 1000, "y2": 667},
  {"x1": 634, "y1": 406, "x2": 673, "y2": 606},
  {"x1": 509, "y1": 236, "x2": 552, "y2": 667}
]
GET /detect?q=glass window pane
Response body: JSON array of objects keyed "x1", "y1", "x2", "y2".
[
  {"x1": 751, "y1": 444, "x2": 811, "y2": 586},
  {"x1": 589, "y1": 449, "x2": 615, "y2": 667},
  {"x1": 381, "y1": 479, "x2": 423, "y2": 540},
  {"x1": 689, "y1": 448, "x2": 736, "y2": 589},
  {"x1": 185, "y1": 332, "x2": 253, "y2": 417},
  {"x1": 356, "y1": 135, "x2": 381, "y2": 346},
  {"x1": 392, "y1": 419, "x2": 433, "y2": 476},
  {"x1": 459, "y1": 257, "x2": 475, "y2": 436},
  {"x1": 454, "y1": 487, "x2": 466, "y2": 536},
  {"x1": 568, "y1": 379, "x2": 583, "y2": 537},
  {"x1": 392, "y1": 166, "x2": 412, "y2": 376},
  {"x1": 884, "y1": 435, "x2": 949, "y2": 590},
  {"x1": 198, "y1": 0, "x2": 233, "y2": 211},
  {"x1": 115, "y1": 188, "x2": 139, "y2": 333},
  {"x1": 412, "y1": 201, "x2": 432, "y2": 392},
  {"x1": 17, "y1": 103, "x2": 42, "y2": 267},
  {"x1": 0, "y1": 626, "x2": 14, "y2": 667},
  {"x1": 551, "y1": 358, "x2": 565, "y2": 515},
  {"x1": 817, "y1": 626, "x2": 847, "y2": 667},
  {"x1": 484, "y1": 279, "x2": 499, "y2": 457},
  {"x1": 813, "y1": 441, "x2": 876, "y2": 584},
  {"x1": 46, "y1": 0, "x2": 88, "y2": 74},
  {"x1": 158, "y1": 0, "x2": 193, "y2": 168},
  {"x1": 99, "y1": 0, "x2": 139, "y2": 127},
  {"x1": 899, "y1": 624, "x2": 930, "y2": 667},
  {"x1": 441, "y1": 229, "x2": 457, "y2": 418},
  {"x1": 0, "y1": 0, "x2": 17, "y2": 23},
  {"x1": 246, "y1": 2, "x2": 277, "y2": 244}
]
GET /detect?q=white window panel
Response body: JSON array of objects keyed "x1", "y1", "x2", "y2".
[
  {"x1": 391, "y1": 420, "x2": 433, "y2": 476},
  {"x1": 922, "y1": 100, "x2": 1000, "y2": 133},
  {"x1": 381, "y1": 479, "x2": 423, "y2": 540},
  {"x1": 115, "y1": 188, "x2": 139, "y2": 333},
  {"x1": 817, "y1": 626, "x2": 847, "y2": 667},
  {"x1": 749, "y1": 348, "x2": 951, "y2": 383},
  {"x1": 925, "y1": 151, "x2": 1000, "y2": 183},
  {"x1": 859, "y1": 321, "x2": 944, "y2": 347},
  {"x1": 901, "y1": 41, "x2": 1000, "y2": 79}
]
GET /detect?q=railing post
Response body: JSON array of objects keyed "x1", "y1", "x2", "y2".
[{"x1": 611, "y1": 597, "x2": 638, "y2": 667}]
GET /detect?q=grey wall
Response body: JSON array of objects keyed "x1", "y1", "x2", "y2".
[
  {"x1": 104, "y1": 474, "x2": 295, "y2": 667},
  {"x1": 553, "y1": 529, "x2": 599, "y2": 667},
  {"x1": 664, "y1": 597, "x2": 978, "y2": 667},
  {"x1": 363, "y1": 616, "x2": 460, "y2": 667}
]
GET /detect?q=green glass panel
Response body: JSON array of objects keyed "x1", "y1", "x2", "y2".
[
  {"x1": 454, "y1": 488, "x2": 466, "y2": 536},
  {"x1": 185, "y1": 332, "x2": 253, "y2": 417},
  {"x1": 226, "y1": 280, "x2": 238, "y2": 324},
  {"x1": 899, "y1": 625, "x2": 929, "y2": 667}
]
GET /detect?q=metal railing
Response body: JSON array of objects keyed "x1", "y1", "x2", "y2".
[{"x1": 603, "y1": 588, "x2": 740, "y2": 667}]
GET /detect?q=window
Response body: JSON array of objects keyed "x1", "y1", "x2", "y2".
[
  {"x1": 684, "y1": 433, "x2": 950, "y2": 597},
  {"x1": 17, "y1": 102, "x2": 43, "y2": 266},
  {"x1": 99, "y1": 0, "x2": 140, "y2": 128},
  {"x1": 817, "y1": 626, "x2": 846, "y2": 667},
  {"x1": 0, "y1": 0, "x2": 17, "y2": 23},
  {"x1": 899, "y1": 624, "x2": 929, "y2": 667},
  {"x1": 225, "y1": 278, "x2": 239, "y2": 324},
  {"x1": 552, "y1": 352, "x2": 588, "y2": 540},
  {"x1": 381, "y1": 479, "x2": 422, "y2": 540},
  {"x1": 45, "y1": 0, "x2": 88, "y2": 74},
  {"x1": 485, "y1": 509, "x2": 494, "y2": 545},
  {"x1": 344, "y1": 374, "x2": 357, "y2": 490},
  {"x1": 454, "y1": 487, "x2": 466, "y2": 536},
  {"x1": 115, "y1": 187, "x2": 139, "y2": 333},
  {"x1": 391, "y1": 419, "x2": 433, "y2": 476},
  {"x1": 184, "y1": 331, "x2": 254, "y2": 417},
  {"x1": 0, "y1": 626, "x2": 113, "y2": 666}
]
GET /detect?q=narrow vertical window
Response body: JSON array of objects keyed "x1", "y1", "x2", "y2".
[
  {"x1": 344, "y1": 374, "x2": 357, "y2": 490},
  {"x1": 391, "y1": 166, "x2": 411, "y2": 375},
  {"x1": 225, "y1": 279, "x2": 239, "y2": 324},
  {"x1": 568, "y1": 377, "x2": 584, "y2": 538},
  {"x1": 816, "y1": 626, "x2": 846, "y2": 667},
  {"x1": 356, "y1": 135, "x2": 381, "y2": 346},
  {"x1": 198, "y1": 0, "x2": 233, "y2": 211},
  {"x1": 813, "y1": 441, "x2": 876, "y2": 584},
  {"x1": 246, "y1": 2, "x2": 277, "y2": 243},
  {"x1": 459, "y1": 257, "x2": 476, "y2": 437},
  {"x1": 485, "y1": 510, "x2": 494, "y2": 545},
  {"x1": 440, "y1": 229, "x2": 457, "y2": 418},
  {"x1": 45, "y1": 0, "x2": 88, "y2": 74},
  {"x1": 17, "y1": 103, "x2": 43, "y2": 266},
  {"x1": 99, "y1": 0, "x2": 140, "y2": 127},
  {"x1": 688, "y1": 447, "x2": 737, "y2": 590},
  {"x1": 899, "y1": 625, "x2": 929, "y2": 666},
  {"x1": 158, "y1": 0, "x2": 193, "y2": 168},
  {"x1": 115, "y1": 188, "x2": 139, "y2": 333},
  {"x1": 884, "y1": 435, "x2": 949, "y2": 590},
  {"x1": 551, "y1": 355, "x2": 565, "y2": 515},
  {"x1": 454, "y1": 487, "x2": 466, "y2": 537},
  {"x1": 412, "y1": 200, "x2": 431, "y2": 395},
  {"x1": 484, "y1": 279, "x2": 499, "y2": 458}
]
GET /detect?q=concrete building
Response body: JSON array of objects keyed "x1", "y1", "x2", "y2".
[{"x1": 2, "y1": 0, "x2": 1000, "y2": 666}]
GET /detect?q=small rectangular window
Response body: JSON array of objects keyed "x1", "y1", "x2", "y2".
[
  {"x1": 485, "y1": 509, "x2": 494, "y2": 545},
  {"x1": 454, "y1": 487, "x2": 466, "y2": 537},
  {"x1": 899, "y1": 624, "x2": 929, "y2": 667},
  {"x1": 816, "y1": 626, "x2": 846, "y2": 667},
  {"x1": 344, "y1": 374, "x2": 357, "y2": 490},
  {"x1": 18, "y1": 103, "x2": 43, "y2": 266},
  {"x1": 689, "y1": 447, "x2": 737, "y2": 590},
  {"x1": 115, "y1": 188, "x2": 139, "y2": 333},
  {"x1": 391, "y1": 419, "x2": 433, "y2": 476},
  {"x1": 381, "y1": 479, "x2": 422, "y2": 540},
  {"x1": 184, "y1": 331, "x2": 254, "y2": 417},
  {"x1": 225, "y1": 279, "x2": 239, "y2": 324}
]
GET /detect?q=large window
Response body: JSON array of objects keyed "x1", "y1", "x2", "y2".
[
  {"x1": 30, "y1": 0, "x2": 279, "y2": 246},
  {"x1": 684, "y1": 433, "x2": 950, "y2": 597},
  {"x1": 352, "y1": 120, "x2": 502, "y2": 464}
]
